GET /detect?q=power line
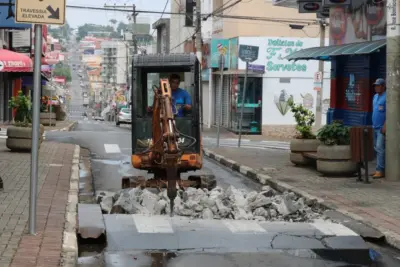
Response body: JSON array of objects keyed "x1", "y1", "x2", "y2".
[
  {"x1": 65, "y1": 5, "x2": 317, "y2": 24},
  {"x1": 169, "y1": 27, "x2": 199, "y2": 52},
  {"x1": 150, "y1": 0, "x2": 169, "y2": 36}
]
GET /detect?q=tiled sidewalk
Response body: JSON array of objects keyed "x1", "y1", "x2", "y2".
[
  {"x1": 206, "y1": 146, "x2": 400, "y2": 248},
  {"x1": 0, "y1": 141, "x2": 75, "y2": 267}
]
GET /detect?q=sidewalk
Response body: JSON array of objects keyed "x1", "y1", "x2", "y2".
[
  {"x1": 204, "y1": 146, "x2": 400, "y2": 249},
  {"x1": 202, "y1": 127, "x2": 291, "y2": 142},
  {"x1": 0, "y1": 120, "x2": 76, "y2": 133},
  {"x1": 0, "y1": 140, "x2": 76, "y2": 267}
]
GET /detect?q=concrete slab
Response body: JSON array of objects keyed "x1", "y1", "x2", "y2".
[
  {"x1": 323, "y1": 210, "x2": 384, "y2": 240},
  {"x1": 103, "y1": 250, "x2": 372, "y2": 267},
  {"x1": 103, "y1": 214, "x2": 367, "y2": 252},
  {"x1": 78, "y1": 204, "x2": 106, "y2": 239}
]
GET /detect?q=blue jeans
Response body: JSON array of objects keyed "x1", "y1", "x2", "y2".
[{"x1": 373, "y1": 129, "x2": 385, "y2": 172}]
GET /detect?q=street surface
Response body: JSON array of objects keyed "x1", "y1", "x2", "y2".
[{"x1": 43, "y1": 44, "x2": 400, "y2": 267}]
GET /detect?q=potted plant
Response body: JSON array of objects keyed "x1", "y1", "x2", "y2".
[
  {"x1": 316, "y1": 120, "x2": 357, "y2": 175},
  {"x1": 6, "y1": 90, "x2": 44, "y2": 152},
  {"x1": 288, "y1": 101, "x2": 320, "y2": 165},
  {"x1": 39, "y1": 96, "x2": 56, "y2": 126}
]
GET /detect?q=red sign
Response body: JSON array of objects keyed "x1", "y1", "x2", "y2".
[
  {"x1": 365, "y1": 1, "x2": 385, "y2": 25},
  {"x1": 53, "y1": 76, "x2": 66, "y2": 84},
  {"x1": 330, "y1": 8, "x2": 347, "y2": 40}
]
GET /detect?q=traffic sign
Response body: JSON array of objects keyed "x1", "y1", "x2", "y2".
[
  {"x1": 15, "y1": 0, "x2": 66, "y2": 25},
  {"x1": 313, "y1": 71, "x2": 323, "y2": 91},
  {"x1": 314, "y1": 71, "x2": 322, "y2": 83},
  {"x1": 239, "y1": 45, "x2": 259, "y2": 63}
]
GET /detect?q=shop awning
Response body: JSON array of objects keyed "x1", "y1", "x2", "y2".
[
  {"x1": 285, "y1": 39, "x2": 386, "y2": 61},
  {"x1": 0, "y1": 49, "x2": 33, "y2": 72}
]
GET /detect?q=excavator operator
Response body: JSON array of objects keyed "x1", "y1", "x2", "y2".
[{"x1": 147, "y1": 74, "x2": 192, "y2": 117}]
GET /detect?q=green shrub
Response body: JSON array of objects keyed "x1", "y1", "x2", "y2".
[
  {"x1": 8, "y1": 90, "x2": 32, "y2": 124},
  {"x1": 317, "y1": 120, "x2": 350, "y2": 146},
  {"x1": 289, "y1": 101, "x2": 315, "y2": 139}
]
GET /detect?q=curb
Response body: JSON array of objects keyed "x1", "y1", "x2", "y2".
[
  {"x1": 49, "y1": 121, "x2": 77, "y2": 132},
  {"x1": 60, "y1": 145, "x2": 80, "y2": 267},
  {"x1": 203, "y1": 148, "x2": 400, "y2": 250}
]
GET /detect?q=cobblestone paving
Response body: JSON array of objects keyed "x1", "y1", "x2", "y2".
[{"x1": 0, "y1": 140, "x2": 74, "y2": 267}]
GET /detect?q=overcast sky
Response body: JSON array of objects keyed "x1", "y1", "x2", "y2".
[{"x1": 66, "y1": 0, "x2": 171, "y2": 28}]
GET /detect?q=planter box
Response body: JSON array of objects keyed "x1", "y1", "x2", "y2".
[
  {"x1": 6, "y1": 125, "x2": 44, "y2": 152},
  {"x1": 289, "y1": 139, "x2": 320, "y2": 165},
  {"x1": 40, "y1": 112, "x2": 56, "y2": 126},
  {"x1": 316, "y1": 145, "x2": 357, "y2": 176}
]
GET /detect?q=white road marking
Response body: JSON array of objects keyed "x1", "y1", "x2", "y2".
[
  {"x1": 133, "y1": 214, "x2": 174, "y2": 233},
  {"x1": 223, "y1": 220, "x2": 266, "y2": 233},
  {"x1": 104, "y1": 144, "x2": 121, "y2": 153},
  {"x1": 311, "y1": 222, "x2": 358, "y2": 236}
]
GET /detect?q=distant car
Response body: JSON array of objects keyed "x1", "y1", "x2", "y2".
[{"x1": 116, "y1": 108, "x2": 131, "y2": 126}]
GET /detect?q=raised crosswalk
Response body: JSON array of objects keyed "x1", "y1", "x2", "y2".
[
  {"x1": 104, "y1": 214, "x2": 366, "y2": 251},
  {"x1": 0, "y1": 129, "x2": 6, "y2": 139},
  {"x1": 0, "y1": 128, "x2": 46, "y2": 139},
  {"x1": 202, "y1": 137, "x2": 290, "y2": 150}
]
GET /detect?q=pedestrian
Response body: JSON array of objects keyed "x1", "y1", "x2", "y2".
[{"x1": 371, "y1": 78, "x2": 386, "y2": 178}]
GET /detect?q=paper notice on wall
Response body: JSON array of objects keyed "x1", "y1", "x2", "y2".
[{"x1": 388, "y1": 0, "x2": 400, "y2": 37}]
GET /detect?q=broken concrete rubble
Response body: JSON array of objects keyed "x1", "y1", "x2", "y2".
[{"x1": 98, "y1": 186, "x2": 326, "y2": 222}]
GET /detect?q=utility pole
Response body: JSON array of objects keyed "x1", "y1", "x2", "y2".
[
  {"x1": 30, "y1": 24, "x2": 43, "y2": 235},
  {"x1": 315, "y1": 19, "x2": 325, "y2": 128},
  {"x1": 133, "y1": 4, "x2": 138, "y2": 54},
  {"x1": 195, "y1": 0, "x2": 203, "y2": 131},
  {"x1": 386, "y1": 0, "x2": 400, "y2": 181}
]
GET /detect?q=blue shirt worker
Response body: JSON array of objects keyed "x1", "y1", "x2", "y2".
[
  {"x1": 371, "y1": 78, "x2": 386, "y2": 179},
  {"x1": 169, "y1": 74, "x2": 192, "y2": 117}
]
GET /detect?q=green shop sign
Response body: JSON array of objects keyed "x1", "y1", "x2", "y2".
[{"x1": 265, "y1": 38, "x2": 307, "y2": 72}]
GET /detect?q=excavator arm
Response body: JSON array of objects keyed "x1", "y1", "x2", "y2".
[{"x1": 150, "y1": 79, "x2": 181, "y2": 215}]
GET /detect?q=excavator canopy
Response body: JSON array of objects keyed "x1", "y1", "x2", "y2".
[{"x1": 130, "y1": 53, "x2": 201, "y2": 155}]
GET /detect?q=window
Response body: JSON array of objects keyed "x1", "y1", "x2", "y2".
[{"x1": 132, "y1": 70, "x2": 198, "y2": 152}]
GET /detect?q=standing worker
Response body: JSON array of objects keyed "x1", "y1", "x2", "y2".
[{"x1": 371, "y1": 78, "x2": 386, "y2": 179}]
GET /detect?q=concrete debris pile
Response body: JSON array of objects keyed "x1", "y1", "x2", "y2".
[{"x1": 97, "y1": 185, "x2": 324, "y2": 222}]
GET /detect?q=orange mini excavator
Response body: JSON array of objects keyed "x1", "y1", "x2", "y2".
[{"x1": 121, "y1": 54, "x2": 216, "y2": 216}]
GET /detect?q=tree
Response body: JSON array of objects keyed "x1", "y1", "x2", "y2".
[
  {"x1": 76, "y1": 23, "x2": 122, "y2": 40},
  {"x1": 53, "y1": 62, "x2": 71, "y2": 82},
  {"x1": 117, "y1": 22, "x2": 129, "y2": 35},
  {"x1": 109, "y1": 19, "x2": 117, "y2": 27}
]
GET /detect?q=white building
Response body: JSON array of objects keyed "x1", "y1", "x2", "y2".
[
  {"x1": 170, "y1": 0, "x2": 213, "y2": 53},
  {"x1": 101, "y1": 40, "x2": 128, "y2": 86}
]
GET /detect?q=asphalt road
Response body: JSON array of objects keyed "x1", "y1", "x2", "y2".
[{"x1": 50, "y1": 43, "x2": 400, "y2": 267}]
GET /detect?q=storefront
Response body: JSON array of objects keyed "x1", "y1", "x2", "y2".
[
  {"x1": 0, "y1": 49, "x2": 33, "y2": 123},
  {"x1": 284, "y1": 1, "x2": 387, "y2": 127},
  {"x1": 286, "y1": 39, "x2": 386, "y2": 126},
  {"x1": 210, "y1": 36, "x2": 331, "y2": 137}
]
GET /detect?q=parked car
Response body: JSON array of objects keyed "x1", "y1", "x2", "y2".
[{"x1": 116, "y1": 108, "x2": 131, "y2": 126}]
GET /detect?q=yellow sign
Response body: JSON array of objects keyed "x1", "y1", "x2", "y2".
[{"x1": 15, "y1": 0, "x2": 66, "y2": 25}]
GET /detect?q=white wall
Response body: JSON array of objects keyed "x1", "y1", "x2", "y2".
[
  {"x1": 238, "y1": 37, "x2": 331, "y2": 126},
  {"x1": 201, "y1": 0, "x2": 213, "y2": 39},
  {"x1": 262, "y1": 77, "x2": 331, "y2": 125}
]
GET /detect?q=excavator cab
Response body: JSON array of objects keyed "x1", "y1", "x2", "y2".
[
  {"x1": 130, "y1": 54, "x2": 201, "y2": 161},
  {"x1": 123, "y1": 54, "x2": 215, "y2": 212}
]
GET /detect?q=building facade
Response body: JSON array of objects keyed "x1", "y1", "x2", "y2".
[
  {"x1": 169, "y1": 0, "x2": 329, "y2": 136},
  {"x1": 274, "y1": 0, "x2": 387, "y2": 126},
  {"x1": 101, "y1": 40, "x2": 128, "y2": 86}
]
